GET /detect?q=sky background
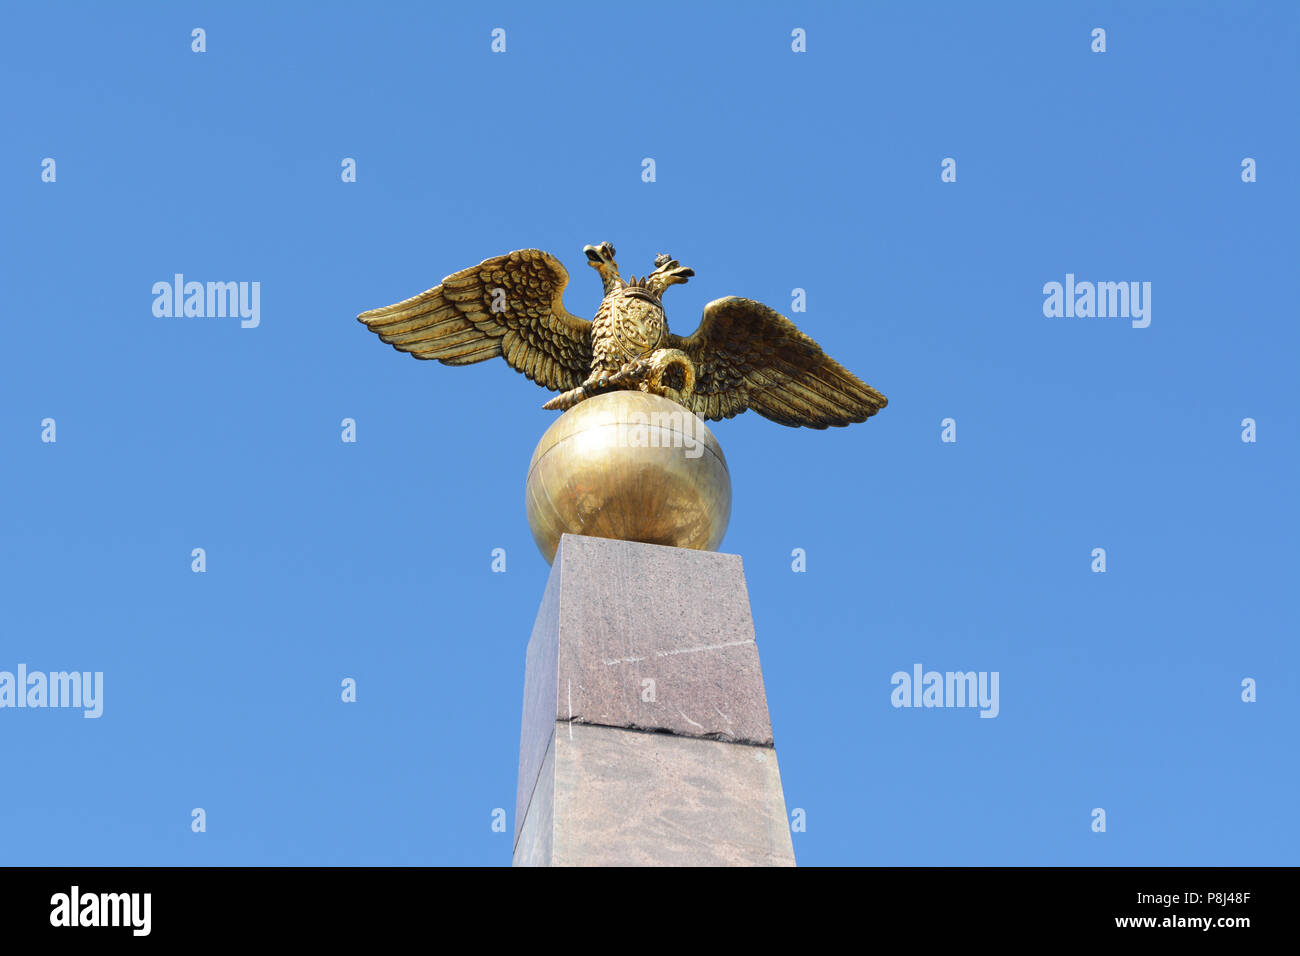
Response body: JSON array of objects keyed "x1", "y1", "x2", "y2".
[{"x1": 1, "y1": 1, "x2": 1296, "y2": 866}]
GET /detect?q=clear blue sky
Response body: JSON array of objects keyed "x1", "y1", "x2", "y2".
[{"x1": 2, "y1": 1, "x2": 1295, "y2": 866}]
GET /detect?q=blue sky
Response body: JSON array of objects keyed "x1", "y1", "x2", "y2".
[{"x1": 1, "y1": 1, "x2": 1296, "y2": 865}]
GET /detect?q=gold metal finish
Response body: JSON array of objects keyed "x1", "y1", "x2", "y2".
[
  {"x1": 525, "y1": 391, "x2": 731, "y2": 564},
  {"x1": 358, "y1": 243, "x2": 888, "y2": 430}
]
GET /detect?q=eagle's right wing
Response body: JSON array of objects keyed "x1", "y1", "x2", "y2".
[{"x1": 357, "y1": 249, "x2": 593, "y2": 393}]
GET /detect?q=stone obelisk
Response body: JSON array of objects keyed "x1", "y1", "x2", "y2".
[
  {"x1": 512, "y1": 533, "x2": 795, "y2": 866},
  {"x1": 354, "y1": 241, "x2": 887, "y2": 866}
]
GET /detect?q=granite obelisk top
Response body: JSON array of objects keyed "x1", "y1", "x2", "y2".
[{"x1": 514, "y1": 534, "x2": 795, "y2": 866}]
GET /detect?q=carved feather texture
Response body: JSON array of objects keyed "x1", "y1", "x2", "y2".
[
  {"x1": 359, "y1": 249, "x2": 887, "y2": 430},
  {"x1": 668, "y1": 297, "x2": 887, "y2": 429},
  {"x1": 356, "y1": 249, "x2": 593, "y2": 392}
]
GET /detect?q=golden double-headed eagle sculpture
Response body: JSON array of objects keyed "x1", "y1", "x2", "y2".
[{"x1": 357, "y1": 243, "x2": 887, "y2": 428}]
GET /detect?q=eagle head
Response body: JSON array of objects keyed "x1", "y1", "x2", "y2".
[
  {"x1": 646, "y1": 253, "x2": 694, "y2": 297},
  {"x1": 583, "y1": 242, "x2": 617, "y2": 269}
]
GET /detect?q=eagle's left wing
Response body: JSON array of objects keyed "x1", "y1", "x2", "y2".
[{"x1": 668, "y1": 297, "x2": 887, "y2": 429}]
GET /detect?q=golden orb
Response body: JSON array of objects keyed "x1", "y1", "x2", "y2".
[{"x1": 525, "y1": 391, "x2": 731, "y2": 564}]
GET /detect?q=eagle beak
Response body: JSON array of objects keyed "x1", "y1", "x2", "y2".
[{"x1": 584, "y1": 242, "x2": 617, "y2": 266}]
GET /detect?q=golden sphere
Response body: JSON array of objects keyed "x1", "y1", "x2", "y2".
[{"x1": 525, "y1": 391, "x2": 731, "y2": 564}]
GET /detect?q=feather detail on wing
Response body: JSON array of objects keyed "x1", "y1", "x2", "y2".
[
  {"x1": 357, "y1": 249, "x2": 593, "y2": 393},
  {"x1": 668, "y1": 297, "x2": 887, "y2": 429}
]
